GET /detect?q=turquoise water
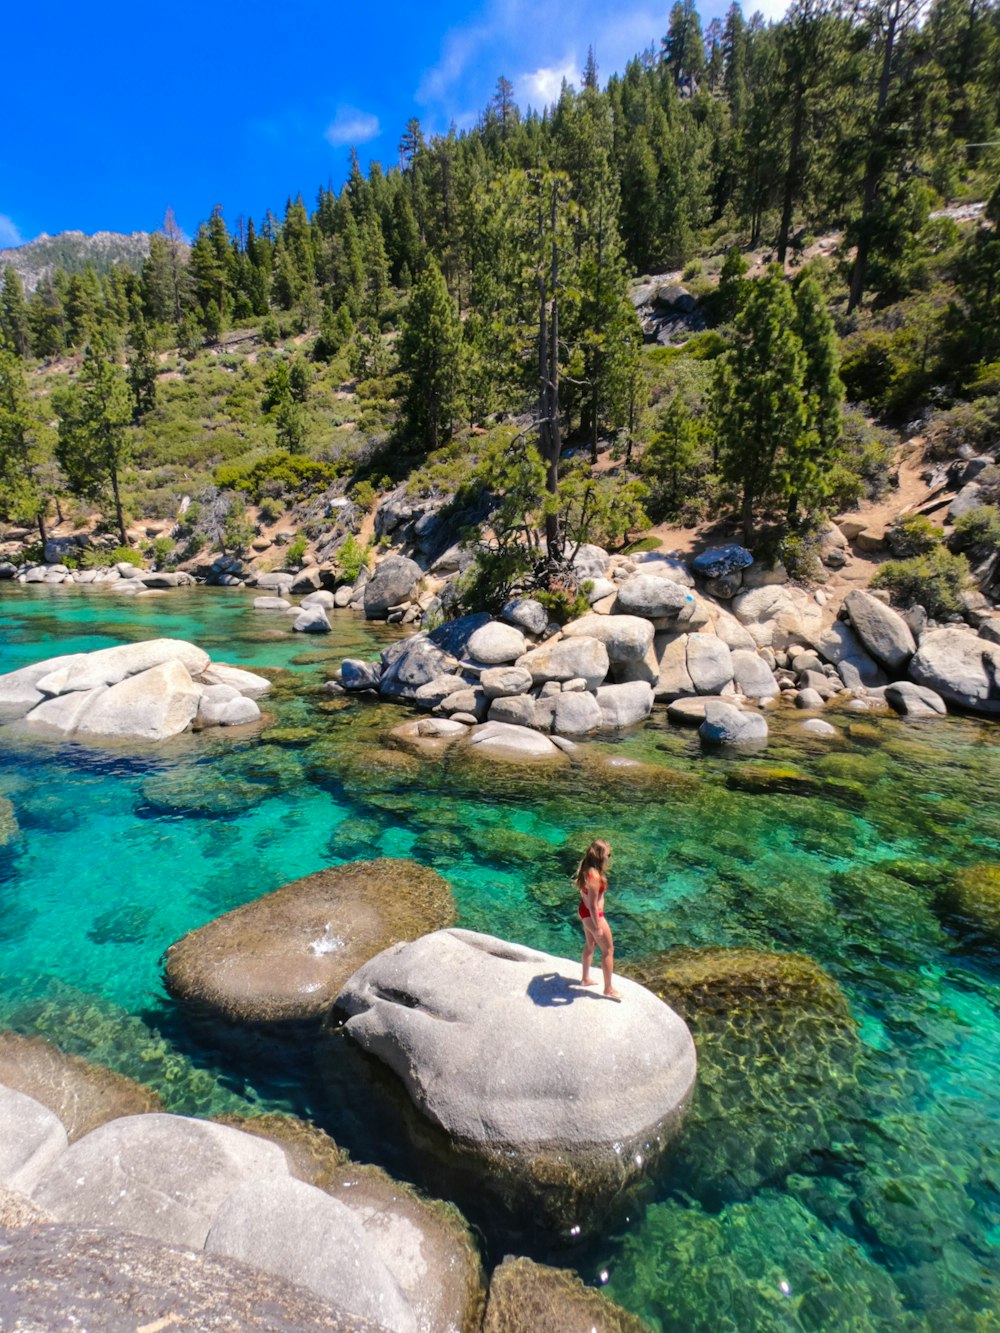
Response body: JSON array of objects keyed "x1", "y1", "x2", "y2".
[{"x1": 1, "y1": 583, "x2": 999, "y2": 1330}]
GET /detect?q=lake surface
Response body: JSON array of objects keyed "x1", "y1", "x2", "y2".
[{"x1": 1, "y1": 583, "x2": 998, "y2": 1331}]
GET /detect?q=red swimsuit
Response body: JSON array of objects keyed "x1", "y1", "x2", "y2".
[{"x1": 578, "y1": 871, "x2": 607, "y2": 921}]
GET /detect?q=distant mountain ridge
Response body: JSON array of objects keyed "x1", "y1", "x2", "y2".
[{"x1": 0, "y1": 230, "x2": 155, "y2": 292}]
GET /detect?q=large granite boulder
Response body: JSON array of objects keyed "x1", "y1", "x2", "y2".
[
  {"x1": 480, "y1": 666, "x2": 533, "y2": 699},
  {"x1": 466, "y1": 721, "x2": 566, "y2": 761},
  {"x1": 515, "y1": 637, "x2": 610, "y2": 690},
  {"x1": 551, "y1": 691, "x2": 603, "y2": 736},
  {"x1": 805, "y1": 620, "x2": 886, "y2": 688},
  {"x1": 197, "y1": 663, "x2": 272, "y2": 698},
  {"x1": 467, "y1": 621, "x2": 528, "y2": 665},
  {"x1": 500, "y1": 598, "x2": 549, "y2": 636},
  {"x1": 571, "y1": 543, "x2": 610, "y2": 579},
  {"x1": 615, "y1": 575, "x2": 692, "y2": 621},
  {"x1": 32, "y1": 1114, "x2": 289, "y2": 1249},
  {"x1": 685, "y1": 633, "x2": 734, "y2": 694},
  {"x1": 341, "y1": 658, "x2": 383, "y2": 692},
  {"x1": 651, "y1": 633, "x2": 693, "y2": 699},
  {"x1": 364, "y1": 557, "x2": 423, "y2": 620},
  {"x1": 0, "y1": 1033, "x2": 161, "y2": 1141},
  {"x1": 196, "y1": 684, "x2": 261, "y2": 728},
  {"x1": 691, "y1": 545, "x2": 753, "y2": 580},
  {"x1": 698, "y1": 701, "x2": 768, "y2": 746},
  {"x1": 413, "y1": 673, "x2": 470, "y2": 707},
  {"x1": 483, "y1": 1255, "x2": 650, "y2": 1333},
  {"x1": 293, "y1": 606, "x2": 331, "y2": 634},
  {"x1": 909, "y1": 628, "x2": 1000, "y2": 715},
  {"x1": 884, "y1": 681, "x2": 947, "y2": 718},
  {"x1": 205, "y1": 1177, "x2": 416, "y2": 1333},
  {"x1": 730, "y1": 649, "x2": 779, "y2": 699},
  {"x1": 379, "y1": 635, "x2": 460, "y2": 701},
  {"x1": 595, "y1": 681, "x2": 654, "y2": 728},
  {"x1": 843, "y1": 590, "x2": 915, "y2": 671},
  {"x1": 0, "y1": 1222, "x2": 390, "y2": 1332},
  {"x1": 630, "y1": 553, "x2": 694, "y2": 586},
  {"x1": 164, "y1": 860, "x2": 455, "y2": 1026},
  {"x1": 0, "y1": 1086, "x2": 68, "y2": 1193},
  {"x1": 562, "y1": 614, "x2": 654, "y2": 663},
  {"x1": 73, "y1": 659, "x2": 201, "y2": 742},
  {"x1": 334, "y1": 930, "x2": 696, "y2": 1215}
]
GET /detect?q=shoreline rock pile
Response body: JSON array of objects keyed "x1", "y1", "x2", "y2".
[{"x1": 0, "y1": 639, "x2": 270, "y2": 742}]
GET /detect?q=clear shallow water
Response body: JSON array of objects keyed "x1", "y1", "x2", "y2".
[{"x1": 1, "y1": 583, "x2": 999, "y2": 1330}]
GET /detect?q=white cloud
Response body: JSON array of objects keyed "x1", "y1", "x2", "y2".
[
  {"x1": 519, "y1": 58, "x2": 579, "y2": 108},
  {"x1": 0, "y1": 214, "x2": 23, "y2": 249},
  {"x1": 324, "y1": 105, "x2": 381, "y2": 148}
]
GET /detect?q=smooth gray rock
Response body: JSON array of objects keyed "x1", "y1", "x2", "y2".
[
  {"x1": 0, "y1": 1086, "x2": 68, "y2": 1194},
  {"x1": 290, "y1": 566, "x2": 322, "y2": 593},
  {"x1": 32, "y1": 1114, "x2": 289, "y2": 1249},
  {"x1": 479, "y1": 666, "x2": 533, "y2": 699},
  {"x1": 253, "y1": 596, "x2": 292, "y2": 611},
  {"x1": 467, "y1": 722, "x2": 564, "y2": 760},
  {"x1": 379, "y1": 637, "x2": 458, "y2": 701},
  {"x1": 799, "y1": 718, "x2": 839, "y2": 737},
  {"x1": 685, "y1": 633, "x2": 734, "y2": 694},
  {"x1": 552, "y1": 690, "x2": 603, "y2": 736},
  {"x1": 909, "y1": 628, "x2": 1000, "y2": 715},
  {"x1": 516, "y1": 637, "x2": 610, "y2": 690},
  {"x1": 467, "y1": 621, "x2": 528, "y2": 665},
  {"x1": 730, "y1": 585, "x2": 802, "y2": 648},
  {"x1": 630, "y1": 553, "x2": 695, "y2": 586},
  {"x1": 741, "y1": 561, "x2": 789, "y2": 590},
  {"x1": 844, "y1": 590, "x2": 916, "y2": 671},
  {"x1": 698, "y1": 701, "x2": 768, "y2": 746},
  {"x1": 885, "y1": 681, "x2": 948, "y2": 717},
  {"x1": 807, "y1": 620, "x2": 886, "y2": 687},
  {"x1": 333, "y1": 585, "x2": 354, "y2": 607},
  {"x1": 197, "y1": 686, "x2": 260, "y2": 728},
  {"x1": 301, "y1": 590, "x2": 337, "y2": 610},
  {"x1": 341, "y1": 659, "x2": 383, "y2": 692},
  {"x1": 439, "y1": 687, "x2": 488, "y2": 720},
  {"x1": 562, "y1": 613, "x2": 654, "y2": 663},
  {"x1": 730, "y1": 649, "x2": 779, "y2": 699},
  {"x1": 0, "y1": 561, "x2": 16, "y2": 579},
  {"x1": 615, "y1": 575, "x2": 692, "y2": 620},
  {"x1": 487, "y1": 696, "x2": 538, "y2": 728},
  {"x1": 413, "y1": 673, "x2": 470, "y2": 708},
  {"x1": 293, "y1": 606, "x2": 332, "y2": 634},
  {"x1": 979, "y1": 618, "x2": 1000, "y2": 646},
  {"x1": 197, "y1": 663, "x2": 271, "y2": 699},
  {"x1": 255, "y1": 572, "x2": 295, "y2": 593},
  {"x1": 594, "y1": 681, "x2": 654, "y2": 728},
  {"x1": 652, "y1": 633, "x2": 693, "y2": 700},
  {"x1": 71, "y1": 660, "x2": 201, "y2": 742},
  {"x1": 500, "y1": 598, "x2": 549, "y2": 636},
  {"x1": 571, "y1": 543, "x2": 610, "y2": 579},
  {"x1": 336, "y1": 929, "x2": 696, "y2": 1178},
  {"x1": 22, "y1": 686, "x2": 110, "y2": 735},
  {"x1": 364, "y1": 557, "x2": 423, "y2": 620},
  {"x1": 0, "y1": 1222, "x2": 390, "y2": 1332},
  {"x1": 585, "y1": 577, "x2": 617, "y2": 603},
  {"x1": 949, "y1": 481, "x2": 983, "y2": 521},
  {"x1": 205, "y1": 1177, "x2": 416, "y2": 1333},
  {"x1": 666, "y1": 695, "x2": 730, "y2": 725},
  {"x1": 795, "y1": 688, "x2": 826, "y2": 710},
  {"x1": 34, "y1": 639, "x2": 210, "y2": 698}
]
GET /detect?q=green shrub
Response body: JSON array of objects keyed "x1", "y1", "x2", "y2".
[
  {"x1": 886, "y1": 513, "x2": 942, "y2": 557},
  {"x1": 286, "y1": 533, "x2": 308, "y2": 566},
  {"x1": 146, "y1": 536, "x2": 175, "y2": 567},
  {"x1": 81, "y1": 545, "x2": 145, "y2": 570},
  {"x1": 336, "y1": 534, "x2": 371, "y2": 582},
  {"x1": 534, "y1": 583, "x2": 592, "y2": 625},
  {"x1": 952, "y1": 503, "x2": 1000, "y2": 558},
  {"x1": 871, "y1": 547, "x2": 970, "y2": 618},
  {"x1": 214, "y1": 452, "x2": 334, "y2": 502},
  {"x1": 350, "y1": 480, "x2": 377, "y2": 510},
  {"x1": 257, "y1": 496, "x2": 283, "y2": 524},
  {"x1": 779, "y1": 532, "x2": 823, "y2": 582}
]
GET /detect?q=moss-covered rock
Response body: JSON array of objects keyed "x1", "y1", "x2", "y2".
[
  {"x1": 0, "y1": 795, "x2": 19, "y2": 847},
  {"x1": 164, "y1": 858, "x2": 456, "y2": 1026},
  {"x1": 259, "y1": 724, "x2": 321, "y2": 748},
  {"x1": 483, "y1": 1255, "x2": 650, "y2": 1333},
  {"x1": 623, "y1": 948, "x2": 859, "y2": 1201},
  {"x1": 943, "y1": 864, "x2": 1000, "y2": 942},
  {"x1": 218, "y1": 1113, "x2": 486, "y2": 1333},
  {"x1": 0, "y1": 1031, "x2": 162, "y2": 1141},
  {"x1": 726, "y1": 765, "x2": 821, "y2": 797},
  {"x1": 140, "y1": 770, "x2": 270, "y2": 818}
]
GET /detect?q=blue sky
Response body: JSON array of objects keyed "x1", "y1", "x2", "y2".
[{"x1": 0, "y1": 0, "x2": 785, "y2": 248}]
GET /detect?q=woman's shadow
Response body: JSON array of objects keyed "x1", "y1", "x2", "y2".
[{"x1": 526, "y1": 972, "x2": 607, "y2": 1007}]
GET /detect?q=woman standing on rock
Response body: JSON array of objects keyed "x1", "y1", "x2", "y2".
[{"x1": 576, "y1": 840, "x2": 620, "y2": 1000}]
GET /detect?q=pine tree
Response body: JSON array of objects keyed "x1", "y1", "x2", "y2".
[
  {"x1": 27, "y1": 278, "x2": 66, "y2": 358},
  {"x1": 1, "y1": 268, "x2": 32, "y2": 358},
  {"x1": 788, "y1": 273, "x2": 844, "y2": 518},
  {"x1": 0, "y1": 349, "x2": 51, "y2": 544},
  {"x1": 398, "y1": 258, "x2": 463, "y2": 450},
  {"x1": 127, "y1": 314, "x2": 158, "y2": 423},
  {"x1": 55, "y1": 337, "x2": 134, "y2": 546},
  {"x1": 712, "y1": 270, "x2": 808, "y2": 543},
  {"x1": 663, "y1": 0, "x2": 708, "y2": 91}
]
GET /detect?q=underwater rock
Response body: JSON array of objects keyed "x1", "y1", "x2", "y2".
[
  {"x1": 623, "y1": 948, "x2": 858, "y2": 1202},
  {"x1": 335, "y1": 930, "x2": 696, "y2": 1222},
  {"x1": 0, "y1": 796, "x2": 18, "y2": 847},
  {"x1": 0, "y1": 1033, "x2": 161, "y2": 1142},
  {"x1": 725, "y1": 765, "x2": 821, "y2": 796},
  {"x1": 221, "y1": 1114, "x2": 486, "y2": 1333},
  {"x1": 465, "y1": 721, "x2": 568, "y2": 761},
  {"x1": 483, "y1": 1254, "x2": 649, "y2": 1333},
  {"x1": 698, "y1": 701, "x2": 768, "y2": 746},
  {"x1": 141, "y1": 769, "x2": 270, "y2": 818},
  {"x1": 0, "y1": 1084, "x2": 69, "y2": 1193},
  {"x1": 164, "y1": 859, "x2": 456, "y2": 1026},
  {"x1": 942, "y1": 864, "x2": 1000, "y2": 942}
]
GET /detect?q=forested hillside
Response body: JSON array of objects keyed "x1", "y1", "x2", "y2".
[{"x1": 1, "y1": 0, "x2": 998, "y2": 617}]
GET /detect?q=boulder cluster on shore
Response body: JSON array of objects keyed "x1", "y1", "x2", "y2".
[{"x1": 335, "y1": 542, "x2": 1000, "y2": 757}]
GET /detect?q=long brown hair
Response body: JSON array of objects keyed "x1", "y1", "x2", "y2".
[{"x1": 575, "y1": 839, "x2": 611, "y2": 892}]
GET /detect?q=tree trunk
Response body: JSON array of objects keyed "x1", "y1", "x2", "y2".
[
  {"x1": 742, "y1": 485, "x2": 754, "y2": 546},
  {"x1": 110, "y1": 466, "x2": 127, "y2": 547},
  {"x1": 36, "y1": 510, "x2": 48, "y2": 548},
  {"x1": 777, "y1": 82, "x2": 806, "y2": 266}
]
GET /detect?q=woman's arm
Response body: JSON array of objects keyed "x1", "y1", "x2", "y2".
[{"x1": 583, "y1": 868, "x2": 602, "y2": 917}]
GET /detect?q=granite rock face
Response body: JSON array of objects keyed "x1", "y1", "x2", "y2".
[
  {"x1": 909, "y1": 628, "x2": 1000, "y2": 715},
  {"x1": 562, "y1": 614, "x2": 654, "y2": 663},
  {"x1": 0, "y1": 1086, "x2": 68, "y2": 1194},
  {"x1": 698, "y1": 701, "x2": 768, "y2": 746},
  {"x1": 515, "y1": 637, "x2": 610, "y2": 690},
  {"x1": 843, "y1": 591, "x2": 916, "y2": 671},
  {"x1": 363, "y1": 557, "x2": 423, "y2": 619},
  {"x1": 164, "y1": 859, "x2": 455, "y2": 1025}
]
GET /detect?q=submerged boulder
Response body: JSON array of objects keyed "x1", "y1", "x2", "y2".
[
  {"x1": 483, "y1": 1255, "x2": 649, "y2": 1333},
  {"x1": 698, "y1": 701, "x2": 768, "y2": 746},
  {"x1": 466, "y1": 721, "x2": 566, "y2": 761},
  {"x1": 0, "y1": 1033, "x2": 161, "y2": 1142},
  {"x1": 942, "y1": 864, "x2": 1000, "y2": 942},
  {"x1": 164, "y1": 859, "x2": 455, "y2": 1026},
  {"x1": 334, "y1": 929, "x2": 696, "y2": 1221}
]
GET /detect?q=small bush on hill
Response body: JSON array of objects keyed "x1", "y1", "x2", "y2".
[
  {"x1": 286, "y1": 533, "x2": 308, "y2": 565},
  {"x1": 952, "y1": 504, "x2": 1000, "y2": 559},
  {"x1": 336, "y1": 534, "x2": 372, "y2": 582},
  {"x1": 871, "y1": 546, "x2": 970, "y2": 618},
  {"x1": 214, "y1": 452, "x2": 334, "y2": 502},
  {"x1": 886, "y1": 513, "x2": 942, "y2": 557}
]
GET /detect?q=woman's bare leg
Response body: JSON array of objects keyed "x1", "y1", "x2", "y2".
[
  {"x1": 581, "y1": 922, "x2": 598, "y2": 985},
  {"x1": 598, "y1": 924, "x2": 620, "y2": 999}
]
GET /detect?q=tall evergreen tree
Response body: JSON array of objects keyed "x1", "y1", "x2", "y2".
[
  {"x1": 0, "y1": 349, "x2": 51, "y2": 544},
  {"x1": 1, "y1": 268, "x2": 31, "y2": 358},
  {"x1": 398, "y1": 258, "x2": 463, "y2": 450}
]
